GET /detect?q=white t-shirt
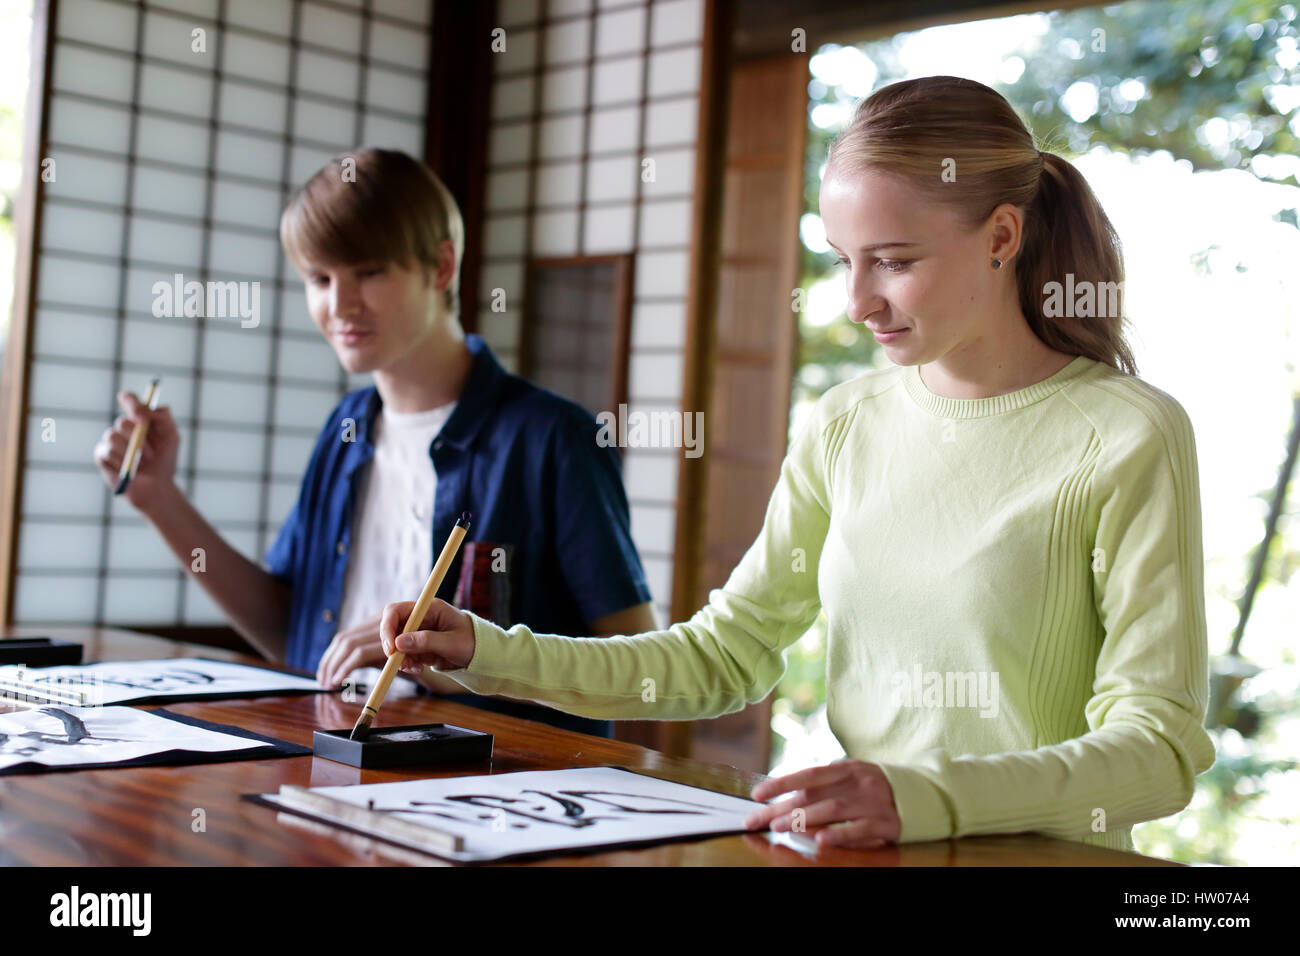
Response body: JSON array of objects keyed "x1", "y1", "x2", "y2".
[{"x1": 336, "y1": 399, "x2": 457, "y2": 693}]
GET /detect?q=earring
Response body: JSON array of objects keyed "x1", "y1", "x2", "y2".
[{"x1": 992, "y1": 259, "x2": 1003, "y2": 269}]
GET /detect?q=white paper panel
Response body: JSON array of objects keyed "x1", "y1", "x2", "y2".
[
  {"x1": 222, "y1": 81, "x2": 289, "y2": 134},
  {"x1": 192, "y1": 476, "x2": 266, "y2": 524},
  {"x1": 224, "y1": 31, "x2": 292, "y2": 86},
  {"x1": 131, "y1": 165, "x2": 208, "y2": 220},
  {"x1": 301, "y1": 4, "x2": 363, "y2": 55},
  {"x1": 138, "y1": 115, "x2": 212, "y2": 167},
  {"x1": 486, "y1": 169, "x2": 529, "y2": 211},
  {"x1": 583, "y1": 204, "x2": 634, "y2": 253},
  {"x1": 642, "y1": 557, "x2": 670, "y2": 607},
  {"x1": 206, "y1": 325, "x2": 274, "y2": 376},
  {"x1": 493, "y1": 26, "x2": 537, "y2": 74},
  {"x1": 645, "y1": 96, "x2": 697, "y2": 146},
  {"x1": 592, "y1": 56, "x2": 642, "y2": 105},
  {"x1": 214, "y1": 129, "x2": 283, "y2": 182},
  {"x1": 24, "y1": 414, "x2": 103, "y2": 464},
  {"x1": 542, "y1": 65, "x2": 587, "y2": 112},
  {"x1": 266, "y1": 480, "x2": 298, "y2": 529},
  {"x1": 195, "y1": 426, "x2": 266, "y2": 475},
  {"x1": 226, "y1": 0, "x2": 292, "y2": 34},
  {"x1": 212, "y1": 178, "x2": 283, "y2": 231},
  {"x1": 628, "y1": 350, "x2": 685, "y2": 402},
  {"x1": 595, "y1": 7, "x2": 645, "y2": 56},
  {"x1": 48, "y1": 99, "x2": 130, "y2": 154},
  {"x1": 477, "y1": 308, "x2": 521, "y2": 353},
  {"x1": 33, "y1": 309, "x2": 118, "y2": 360},
  {"x1": 643, "y1": 146, "x2": 694, "y2": 193},
  {"x1": 631, "y1": 300, "x2": 687, "y2": 349},
  {"x1": 43, "y1": 153, "x2": 128, "y2": 205},
  {"x1": 199, "y1": 378, "x2": 270, "y2": 424},
  {"x1": 550, "y1": 0, "x2": 592, "y2": 16},
  {"x1": 138, "y1": 63, "x2": 213, "y2": 116},
  {"x1": 56, "y1": 0, "x2": 138, "y2": 51},
  {"x1": 365, "y1": 64, "x2": 424, "y2": 116},
  {"x1": 485, "y1": 214, "x2": 527, "y2": 257},
  {"x1": 631, "y1": 501, "x2": 675, "y2": 554},
  {"x1": 107, "y1": 523, "x2": 178, "y2": 571},
  {"x1": 129, "y1": 218, "x2": 205, "y2": 270},
  {"x1": 544, "y1": 18, "x2": 590, "y2": 64},
  {"x1": 279, "y1": 294, "x2": 318, "y2": 336},
  {"x1": 360, "y1": 114, "x2": 422, "y2": 153},
  {"x1": 297, "y1": 48, "x2": 360, "y2": 101},
  {"x1": 182, "y1": 577, "x2": 226, "y2": 624},
  {"x1": 622, "y1": 448, "x2": 679, "y2": 502},
  {"x1": 639, "y1": 198, "x2": 692, "y2": 247},
  {"x1": 292, "y1": 97, "x2": 356, "y2": 143},
  {"x1": 52, "y1": 46, "x2": 135, "y2": 103},
  {"x1": 534, "y1": 160, "x2": 581, "y2": 205},
  {"x1": 586, "y1": 155, "x2": 637, "y2": 201},
  {"x1": 13, "y1": 574, "x2": 100, "y2": 623},
  {"x1": 270, "y1": 432, "x2": 317, "y2": 478},
  {"x1": 273, "y1": 385, "x2": 332, "y2": 430},
  {"x1": 537, "y1": 115, "x2": 583, "y2": 158},
  {"x1": 21, "y1": 466, "x2": 106, "y2": 518},
  {"x1": 120, "y1": 314, "x2": 199, "y2": 368},
  {"x1": 142, "y1": 9, "x2": 216, "y2": 67},
  {"x1": 37, "y1": 255, "x2": 121, "y2": 308},
  {"x1": 651, "y1": 0, "x2": 704, "y2": 46},
  {"x1": 149, "y1": 0, "x2": 219, "y2": 18},
  {"x1": 29, "y1": 360, "x2": 116, "y2": 413},
  {"x1": 589, "y1": 106, "x2": 639, "y2": 151},
  {"x1": 41, "y1": 204, "x2": 123, "y2": 257},
  {"x1": 498, "y1": 0, "x2": 540, "y2": 27},
  {"x1": 276, "y1": 335, "x2": 339, "y2": 382},
  {"x1": 209, "y1": 230, "x2": 280, "y2": 279},
  {"x1": 373, "y1": 0, "x2": 432, "y2": 25},
  {"x1": 480, "y1": 261, "x2": 525, "y2": 303},
  {"x1": 103, "y1": 575, "x2": 181, "y2": 620},
  {"x1": 489, "y1": 123, "x2": 532, "y2": 165},
  {"x1": 531, "y1": 210, "x2": 578, "y2": 256},
  {"x1": 493, "y1": 77, "x2": 535, "y2": 120},
  {"x1": 19, "y1": 519, "x2": 103, "y2": 569},
  {"x1": 648, "y1": 47, "x2": 701, "y2": 97},
  {"x1": 367, "y1": 18, "x2": 426, "y2": 69}
]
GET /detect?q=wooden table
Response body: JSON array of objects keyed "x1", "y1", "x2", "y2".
[{"x1": 0, "y1": 627, "x2": 1177, "y2": 866}]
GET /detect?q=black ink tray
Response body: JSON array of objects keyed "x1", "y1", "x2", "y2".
[
  {"x1": 313, "y1": 723, "x2": 493, "y2": 769},
  {"x1": 0, "y1": 637, "x2": 83, "y2": 667}
]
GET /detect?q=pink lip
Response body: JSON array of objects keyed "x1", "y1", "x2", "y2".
[
  {"x1": 336, "y1": 328, "x2": 372, "y2": 343},
  {"x1": 872, "y1": 327, "x2": 909, "y2": 342}
]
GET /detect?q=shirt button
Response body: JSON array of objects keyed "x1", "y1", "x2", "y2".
[
  {"x1": 336, "y1": 540, "x2": 346, "y2": 555},
  {"x1": 433, "y1": 440, "x2": 444, "y2": 450},
  {"x1": 322, "y1": 609, "x2": 334, "y2": 623}
]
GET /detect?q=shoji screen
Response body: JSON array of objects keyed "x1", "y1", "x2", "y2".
[
  {"x1": 14, "y1": 0, "x2": 430, "y2": 624},
  {"x1": 477, "y1": 0, "x2": 705, "y2": 626}
]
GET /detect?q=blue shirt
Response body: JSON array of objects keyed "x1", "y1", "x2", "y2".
[{"x1": 264, "y1": 333, "x2": 653, "y2": 738}]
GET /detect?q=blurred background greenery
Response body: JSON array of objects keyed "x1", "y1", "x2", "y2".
[{"x1": 771, "y1": 0, "x2": 1300, "y2": 865}]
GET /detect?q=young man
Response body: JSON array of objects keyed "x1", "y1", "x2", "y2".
[{"x1": 94, "y1": 148, "x2": 655, "y2": 737}]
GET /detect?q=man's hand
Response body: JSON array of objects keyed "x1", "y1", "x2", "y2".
[
  {"x1": 379, "y1": 599, "x2": 476, "y2": 673},
  {"x1": 316, "y1": 614, "x2": 389, "y2": 688},
  {"x1": 744, "y1": 759, "x2": 902, "y2": 849},
  {"x1": 92, "y1": 390, "x2": 182, "y2": 515}
]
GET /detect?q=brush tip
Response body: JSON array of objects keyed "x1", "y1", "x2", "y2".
[{"x1": 113, "y1": 475, "x2": 130, "y2": 495}]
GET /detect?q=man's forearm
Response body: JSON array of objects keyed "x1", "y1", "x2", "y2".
[{"x1": 139, "y1": 481, "x2": 291, "y2": 661}]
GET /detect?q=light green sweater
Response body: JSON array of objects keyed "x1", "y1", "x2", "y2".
[{"x1": 445, "y1": 355, "x2": 1217, "y2": 850}]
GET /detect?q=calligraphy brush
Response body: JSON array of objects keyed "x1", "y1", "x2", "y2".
[
  {"x1": 348, "y1": 512, "x2": 472, "y2": 741},
  {"x1": 113, "y1": 377, "x2": 161, "y2": 495}
]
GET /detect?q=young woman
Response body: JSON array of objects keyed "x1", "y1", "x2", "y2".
[
  {"x1": 93, "y1": 149, "x2": 656, "y2": 738},
  {"x1": 376, "y1": 76, "x2": 1216, "y2": 850}
]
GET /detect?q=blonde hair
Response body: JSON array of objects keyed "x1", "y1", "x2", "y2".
[
  {"x1": 280, "y1": 148, "x2": 465, "y2": 315},
  {"x1": 827, "y1": 75, "x2": 1137, "y2": 375}
]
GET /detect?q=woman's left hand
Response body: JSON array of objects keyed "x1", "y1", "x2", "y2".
[{"x1": 745, "y1": 759, "x2": 902, "y2": 849}]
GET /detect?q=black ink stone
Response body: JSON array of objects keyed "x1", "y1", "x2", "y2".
[
  {"x1": 0, "y1": 638, "x2": 84, "y2": 667},
  {"x1": 312, "y1": 723, "x2": 493, "y2": 769}
]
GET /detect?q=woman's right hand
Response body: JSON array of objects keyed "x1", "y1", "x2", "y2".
[
  {"x1": 380, "y1": 599, "x2": 477, "y2": 673},
  {"x1": 92, "y1": 390, "x2": 181, "y2": 513}
]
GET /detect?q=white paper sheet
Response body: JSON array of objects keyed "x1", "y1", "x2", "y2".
[
  {"x1": 0, "y1": 705, "x2": 265, "y2": 771},
  {"x1": 0, "y1": 658, "x2": 322, "y2": 706},
  {"x1": 260, "y1": 766, "x2": 763, "y2": 862}
]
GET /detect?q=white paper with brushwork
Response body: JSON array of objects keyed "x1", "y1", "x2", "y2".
[
  {"x1": 0, "y1": 705, "x2": 265, "y2": 770},
  {"x1": 260, "y1": 766, "x2": 763, "y2": 862},
  {"x1": 0, "y1": 658, "x2": 322, "y2": 705}
]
